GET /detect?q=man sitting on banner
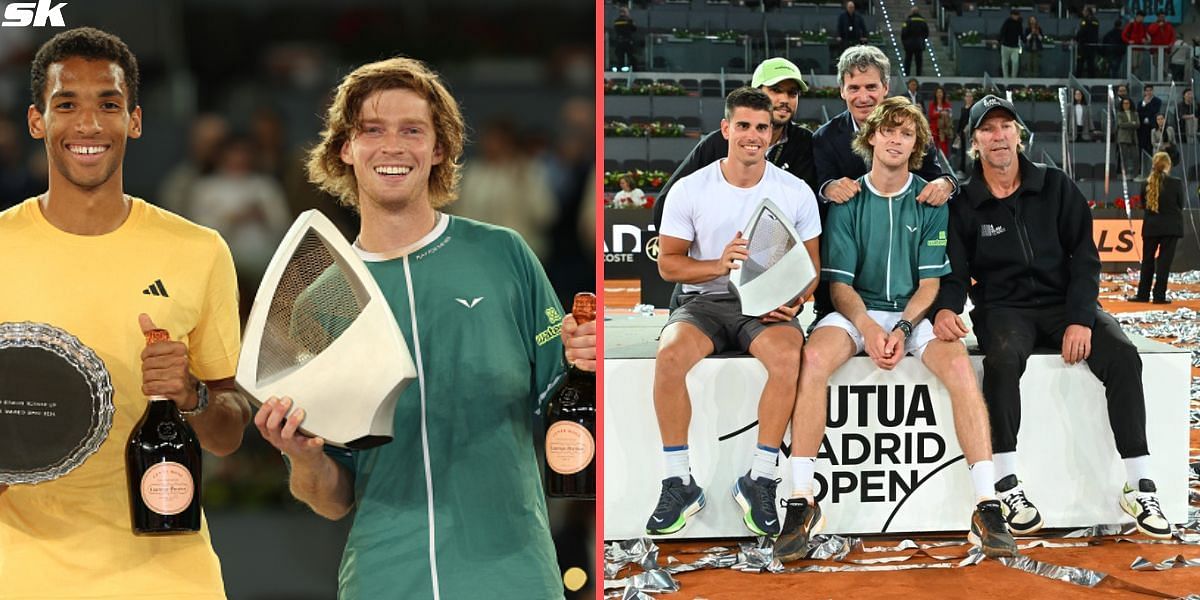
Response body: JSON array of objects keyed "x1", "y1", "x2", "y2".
[
  {"x1": 931, "y1": 95, "x2": 1172, "y2": 539},
  {"x1": 774, "y1": 97, "x2": 1017, "y2": 562},
  {"x1": 647, "y1": 87, "x2": 821, "y2": 537}
]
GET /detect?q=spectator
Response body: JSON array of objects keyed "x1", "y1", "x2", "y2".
[
  {"x1": 904, "y1": 77, "x2": 922, "y2": 106},
  {"x1": 1102, "y1": 18, "x2": 1126, "y2": 78},
  {"x1": 1069, "y1": 89, "x2": 1094, "y2": 142},
  {"x1": 455, "y1": 119, "x2": 557, "y2": 260},
  {"x1": 1138, "y1": 85, "x2": 1162, "y2": 156},
  {"x1": 1130, "y1": 152, "x2": 1183, "y2": 304},
  {"x1": 1151, "y1": 113, "x2": 1177, "y2": 162},
  {"x1": 612, "y1": 7, "x2": 638, "y2": 71},
  {"x1": 0, "y1": 116, "x2": 40, "y2": 210},
  {"x1": 1116, "y1": 83, "x2": 1130, "y2": 107},
  {"x1": 956, "y1": 89, "x2": 976, "y2": 175},
  {"x1": 613, "y1": 174, "x2": 646, "y2": 208},
  {"x1": 901, "y1": 7, "x2": 929, "y2": 76},
  {"x1": 157, "y1": 113, "x2": 229, "y2": 215},
  {"x1": 1174, "y1": 88, "x2": 1198, "y2": 142},
  {"x1": 1122, "y1": 11, "x2": 1149, "y2": 77},
  {"x1": 1074, "y1": 8, "x2": 1099, "y2": 78},
  {"x1": 999, "y1": 9, "x2": 1023, "y2": 78},
  {"x1": 1168, "y1": 39, "x2": 1189, "y2": 82},
  {"x1": 1117, "y1": 97, "x2": 1141, "y2": 176},
  {"x1": 1024, "y1": 16, "x2": 1045, "y2": 77},
  {"x1": 838, "y1": 1, "x2": 867, "y2": 52},
  {"x1": 1147, "y1": 11, "x2": 1176, "y2": 78},
  {"x1": 929, "y1": 86, "x2": 952, "y2": 155}
]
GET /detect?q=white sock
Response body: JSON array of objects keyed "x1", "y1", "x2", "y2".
[
  {"x1": 969, "y1": 460, "x2": 997, "y2": 501},
  {"x1": 790, "y1": 456, "x2": 816, "y2": 500},
  {"x1": 749, "y1": 444, "x2": 779, "y2": 481},
  {"x1": 1124, "y1": 455, "x2": 1152, "y2": 489},
  {"x1": 993, "y1": 451, "x2": 1018, "y2": 484},
  {"x1": 663, "y1": 445, "x2": 690, "y2": 484}
]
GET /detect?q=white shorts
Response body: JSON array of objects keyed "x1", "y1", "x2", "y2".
[{"x1": 812, "y1": 310, "x2": 937, "y2": 360}]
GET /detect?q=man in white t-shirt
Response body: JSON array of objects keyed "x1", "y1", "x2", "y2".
[{"x1": 647, "y1": 87, "x2": 821, "y2": 538}]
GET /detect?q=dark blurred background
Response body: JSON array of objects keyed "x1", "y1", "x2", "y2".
[{"x1": 0, "y1": 0, "x2": 594, "y2": 597}]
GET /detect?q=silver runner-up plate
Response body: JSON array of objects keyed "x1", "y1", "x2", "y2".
[
  {"x1": 728, "y1": 198, "x2": 816, "y2": 317},
  {"x1": 0, "y1": 322, "x2": 114, "y2": 485}
]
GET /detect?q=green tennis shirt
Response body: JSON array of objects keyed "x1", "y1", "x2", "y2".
[
  {"x1": 820, "y1": 173, "x2": 950, "y2": 311},
  {"x1": 321, "y1": 215, "x2": 567, "y2": 599}
]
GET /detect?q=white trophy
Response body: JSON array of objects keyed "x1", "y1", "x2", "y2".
[
  {"x1": 728, "y1": 198, "x2": 817, "y2": 317},
  {"x1": 236, "y1": 210, "x2": 416, "y2": 449}
]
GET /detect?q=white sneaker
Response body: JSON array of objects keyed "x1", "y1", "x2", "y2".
[
  {"x1": 1120, "y1": 479, "x2": 1172, "y2": 539},
  {"x1": 996, "y1": 474, "x2": 1043, "y2": 535}
]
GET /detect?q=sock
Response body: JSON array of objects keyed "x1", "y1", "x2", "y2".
[
  {"x1": 749, "y1": 443, "x2": 779, "y2": 481},
  {"x1": 663, "y1": 445, "x2": 690, "y2": 484},
  {"x1": 969, "y1": 460, "x2": 996, "y2": 501},
  {"x1": 1123, "y1": 455, "x2": 1152, "y2": 489},
  {"x1": 790, "y1": 456, "x2": 816, "y2": 500},
  {"x1": 993, "y1": 451, "x2": 1018, "y2": 484}
]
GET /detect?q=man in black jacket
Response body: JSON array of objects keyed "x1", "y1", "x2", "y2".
[
  {"x1": 931, "y1": 96, "x2": 1172, "y2": 540},
  {"x1": 810, "y1": 44, "x2": 956, "y2": 321},
  {"x1": 837, "y1": 1, "x2": 867, "y2": 52},
  {"x1": 612, "y1": 7, "x2": 638, "y2": 70},
  {"x1": 1075, "y1": 7, "x2": 1100, "y2": 78},
  {"x1": 901, "y1": 7, "x2": 930, "y2": 76},
  {"x1": 999, "y1": 9, "x2": 1023, "y2": 78},
  {"x1": 1102, "y1": 18, "x2": 1126, "y2": 78},
  {"x1": 654, "y1": 57, "x2": 817, "y2": 230}
]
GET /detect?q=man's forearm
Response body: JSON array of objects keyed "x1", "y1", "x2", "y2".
[
  {"x1": 900, "y1": 280, "x2": 940, "y2": 324},
  {"x1": 289, "y1": 454, "x2": 355, "y2": 521},
  {"x1": 831, "y1": 282, "x2": 872, "y2": 331},
  {"x1": 189, "y1": 387, "x2": 252, "y2": 457},
  {"x1": 658, "y1": 254, "x2": 721, "y2": 285}
]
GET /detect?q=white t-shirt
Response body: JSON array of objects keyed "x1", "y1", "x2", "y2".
[
  {"x1": 660, "y1": 159, "x2": 821, "y2": 294},
  {"x1": 614, "y1": 188, "x2": 646, "y2": 208}
]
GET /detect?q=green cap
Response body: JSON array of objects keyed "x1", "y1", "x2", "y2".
[{"x1": 751, "y1": 57, "x2": 809, "y2": 92}]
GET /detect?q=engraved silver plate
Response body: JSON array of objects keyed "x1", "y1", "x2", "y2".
[
  {"x1": 0, "y1": 322, "x2": 114, "y2": 485},
  {"x1": 728, "y1": 198, "x2": 817, "y2": 317}
]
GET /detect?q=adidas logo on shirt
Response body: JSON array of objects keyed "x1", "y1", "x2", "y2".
[{"x1": 142, "y1": 279, "x2": 169, "y2": 297}]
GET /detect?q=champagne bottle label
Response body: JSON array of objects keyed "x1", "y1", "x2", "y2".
[
  {"x1": 545, "y1": 421, "x2": 594, "y2": 475},
  {"x1": 140, "y1": 461, "x2": 194, "y2": 515}
]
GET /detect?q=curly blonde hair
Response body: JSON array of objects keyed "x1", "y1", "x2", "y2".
[
  {"x1": 306, "y1": 57, "x2": 465, "y2": 210},
  {"x1": 1145, "y1": 151, "x2": 1172, "y2": 213},
  {"x1": 851, "y1": 96, "x2": 931, "y2": 170}
]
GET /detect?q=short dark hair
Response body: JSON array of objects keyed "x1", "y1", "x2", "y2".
[
  {"x1": 1136, "y1": 10, "x2": 1146, "y2": 16},
  {"x1": 31, "y1": 27, "x2": 139, "y2": 114},
  {"x1": 723, "y1": 86, "x2": 772, "y2": 120}
]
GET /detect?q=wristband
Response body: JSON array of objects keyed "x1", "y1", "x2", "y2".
[{"x1": 892, "y1": 319, "x2": 913, "y2": 339}]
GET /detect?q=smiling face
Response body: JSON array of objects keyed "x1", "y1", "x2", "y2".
[
  {"x1": 761, "y1": 79, "x2": 800, "y2": 128},
  {"x1": 841, "y1": 66, "x2": 888, "y2": 124},
  {"x1": 721, "y1": 105, "x2": 772, "y2": 167},
  {"x1": 869, "y1": 118, "x2": 918, "y2": 170},
  {"x1": 339, "y1": 87, "x2": 444, "y2": 213},
  {"x1": 28, "y1": 56, "x2": 141, "y2": 193},
  {"x1": 972, "y1": 111, "x2": 1021, "y2": 171}
]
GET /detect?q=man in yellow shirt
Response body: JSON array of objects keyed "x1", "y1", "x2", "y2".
[{"x1": 0, "y1": 27, "x2": 249, "y2": 599}]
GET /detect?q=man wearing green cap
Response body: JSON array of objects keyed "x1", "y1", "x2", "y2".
[{"x1": 653, "y1": 57, "x2": 817, "y2": 232}]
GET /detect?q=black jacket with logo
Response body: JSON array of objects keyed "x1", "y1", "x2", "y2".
[
  {"x1": 653, "y1": 121, "x2": 817, "y2": 230},
  {"x1": 933, "y1": 155, "x2": 1101, "y2": 327}
]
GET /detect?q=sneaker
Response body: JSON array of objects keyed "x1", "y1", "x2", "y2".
[
  {"x1": 1124, "y1": 295, "x2": 1149, "y2": 302},
  {"x1": 996, "y1": 474, "x2": 1044, "y2": 535},
  {"x1": 968, "y1": 499, "x2": 1019, "y2": 557},
  {"x1": 1120, "y1": 479, "x2": 1172, "y2": 539},
  {"x1": 732, "y1": 471, "x2": 782, "y2": 536},
  {"x1": 773, "y1": 497, "x2": 825, "y2": 563},
  {"x1": 645, "y1": 477, "x2": 705, "y2": 535}
]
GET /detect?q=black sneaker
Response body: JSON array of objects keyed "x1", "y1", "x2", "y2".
[
  {"x1": 773, "y1": 497, "x2": 825, "y2": 563},
  {"x1": 732, "y1": 472, "x2": 781, "y2": 536},
  {"x1": 645, "y1": 477, "x2": 705, "y2": 535},
  {"x1": 995, "y1": 474, "x2": 1044, "y2": 535},
  {"x1": 968, "y1": 499, "x2": 1019, "y2": 557}
]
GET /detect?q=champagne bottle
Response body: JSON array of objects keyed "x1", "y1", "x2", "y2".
[
  {"x1": 544, "y1": 292, "x2": 596, "y2": 499},
  {"x1": 126, "y1": 328, "x2": 201, "y2": 534}
]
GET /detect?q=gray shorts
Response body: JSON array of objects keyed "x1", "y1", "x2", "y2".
[{"x1": 664, "y1": 292, "x2": 803, "y2": 354}]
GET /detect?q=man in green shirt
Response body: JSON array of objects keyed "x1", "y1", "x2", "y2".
[
  {"x1": 774, "y1": 97, "x2": 1016, "y2": 562},
  {"x1": 254, "y1": 57, "x2": 593, "y2": 599}
]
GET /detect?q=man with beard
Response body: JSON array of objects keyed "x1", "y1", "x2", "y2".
[
  {"x1": 654, "y1": 57, "x2": 817, "y2": 231},
  {"x1": 931, "y1": 96, "x2": 1172, "y2": 540}
]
